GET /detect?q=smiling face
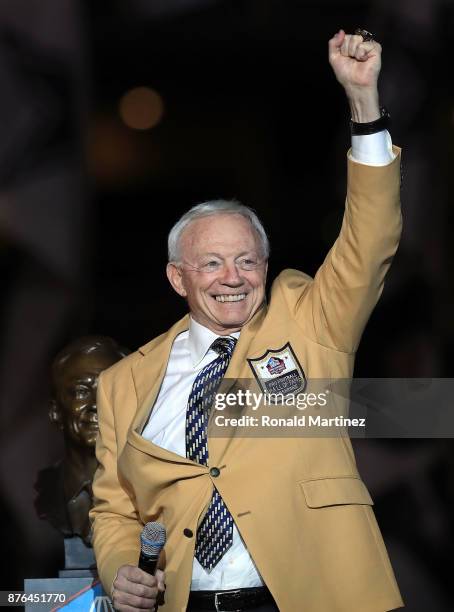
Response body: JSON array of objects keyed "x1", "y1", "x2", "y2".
[
  {"x1": 53, "y1": 349, "x2": 120, "y2": 447},
  {"x1": 166, "y1": 213, "x2": 268, "y2": 334}
]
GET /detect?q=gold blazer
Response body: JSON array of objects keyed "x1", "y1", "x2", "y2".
[{"x1": 91, "y1": 149, "x2": 404, "y2": 612}]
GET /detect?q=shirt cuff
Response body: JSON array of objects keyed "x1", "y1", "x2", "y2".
[{"x1": 350, "y1": 130, "x2": 396, "y2": 166}]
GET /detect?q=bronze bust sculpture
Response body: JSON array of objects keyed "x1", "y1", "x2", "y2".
[{"x1": 35, "y1": 336, "x2": 129, "y2": 547}]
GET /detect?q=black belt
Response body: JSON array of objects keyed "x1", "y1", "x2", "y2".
[{"x1": 187, "y1": 586, "x2": 273, "y2": 611}]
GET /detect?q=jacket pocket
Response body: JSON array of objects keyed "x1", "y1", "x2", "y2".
[{"x1": 300, "y1": 476, "x2": 373, "y2": 508}]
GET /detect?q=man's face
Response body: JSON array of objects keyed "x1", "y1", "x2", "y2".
[
  {"x1": 54, "y1": 349, "x2": 120, "y2": 447},
  {"x1": 167, "y1": 213, "x2": 268, "y2": 334}
]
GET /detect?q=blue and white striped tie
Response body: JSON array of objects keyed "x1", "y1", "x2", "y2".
[{"x1": 185, "y1": 336, "x2": 236, "y2": 570}]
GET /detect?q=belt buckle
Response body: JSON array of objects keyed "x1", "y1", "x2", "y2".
[{"x1": 214, "y1": 589, "x2": 241, "y2": 612}]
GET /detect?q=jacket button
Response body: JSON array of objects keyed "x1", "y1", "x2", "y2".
[
  {"x1": 183, "y1": 528, "x2": 193, "y2": 538},
  {"x1": 210, "y1": 467, "x2": 220, "y2": 477}
]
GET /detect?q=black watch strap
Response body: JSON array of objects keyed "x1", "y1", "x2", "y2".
[{"x1": 350, "y1": 106, "x2": 390, "y2": 136}]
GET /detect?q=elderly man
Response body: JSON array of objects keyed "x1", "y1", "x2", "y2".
[{"x1": 90, "y1": 30, "x2": 403, "y2": 612}]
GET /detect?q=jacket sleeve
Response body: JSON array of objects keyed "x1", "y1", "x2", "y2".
[
  {"x1": 274, "y1": 147, "x2": 402, "y2": 353},
  {"x1": 90, "y1": 371, "x2": 142, "y2": 596}
]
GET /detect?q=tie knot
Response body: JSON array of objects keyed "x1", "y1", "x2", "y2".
[{"x1": 211, "y1": 336, "x2": 237, "y2": 358}]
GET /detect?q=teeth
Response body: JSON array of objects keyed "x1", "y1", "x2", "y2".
[{"x1": 215, "y1": 293, "x2": 246, "y2": 303}]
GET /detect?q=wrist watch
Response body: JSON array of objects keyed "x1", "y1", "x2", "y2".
[{"x1": 350, "y1": 106, "x2": 390, "y2": 136}]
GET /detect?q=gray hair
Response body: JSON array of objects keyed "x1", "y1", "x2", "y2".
[{"x1": 167, "y1": 199, "x2": 269, "y2": 262}]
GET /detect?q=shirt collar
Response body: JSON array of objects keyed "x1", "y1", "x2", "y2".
[{"x1": 188, "y1": 316, "x2": 240, "y2": 368}]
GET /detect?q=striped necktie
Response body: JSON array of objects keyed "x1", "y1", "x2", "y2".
[{"x1": 185, "y1": 336, "x2": 237, "y2": 570}]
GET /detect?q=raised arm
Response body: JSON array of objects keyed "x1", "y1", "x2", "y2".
[{"x1": 273, "y1": 30, "x2": 402, "y2": 353}]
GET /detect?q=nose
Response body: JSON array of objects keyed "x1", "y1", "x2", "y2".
[
  {"x1": 84, "y1": 388, "x2": 97, "y2": 411},
  {"x1": 219, "y1": 261, "x2": 243, "y2": 286}
]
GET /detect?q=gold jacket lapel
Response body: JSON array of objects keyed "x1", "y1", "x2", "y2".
[
  {"x1": 224, "y1": 302, "x2": 267, "y2": 380},
  {"x1": 130, "y1": 314, "x2": 190, "y2": 434}
]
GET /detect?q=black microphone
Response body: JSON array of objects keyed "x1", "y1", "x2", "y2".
[{"x1": 138, "y1": 521, "x2": 166, "y2": 575}]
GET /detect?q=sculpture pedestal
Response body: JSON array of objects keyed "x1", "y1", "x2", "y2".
[
  {"x1": 24, "y1": 537, "x2": 112, "y2": 610},
  {"x1": 59, "y1": 537, "x2": 97, "y2": 578}
]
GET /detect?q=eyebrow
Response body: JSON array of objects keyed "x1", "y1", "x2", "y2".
[
  {"x1": 70, "y1": 376, "x2": 96, "y2": 384},
  {"x1": 198, "y1": 251, "x2": 258, "y2": 259}
]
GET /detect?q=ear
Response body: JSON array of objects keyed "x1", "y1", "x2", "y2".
[
  {"x1": 166, "y1": 263, "x2": 187, "y2": 297},
  {"x1": 49, "y1": 399, "x2": 63, "y2": 430}
]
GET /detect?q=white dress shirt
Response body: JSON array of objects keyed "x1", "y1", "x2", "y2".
[
  {"x1": 142, "y1": 317, "x2": 265, "y2": 590},
  {"x1": 141, "y1": 131, "x2": 395, "y2": 590},
  {"x1": 351, "y1": 129, "x2": 395, "y2": 165}
]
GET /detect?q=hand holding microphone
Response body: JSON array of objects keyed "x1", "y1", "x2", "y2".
[{"x1": 111, "y1": 522, "x2": 166, "y2": 612}]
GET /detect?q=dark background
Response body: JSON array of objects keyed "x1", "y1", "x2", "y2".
[{"x1": 0, "y1": 0, "x2": 453, "y2": 610}]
